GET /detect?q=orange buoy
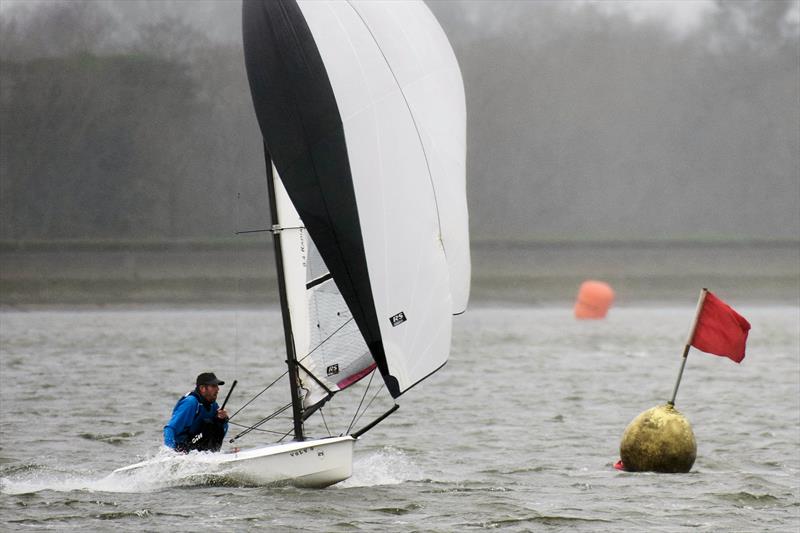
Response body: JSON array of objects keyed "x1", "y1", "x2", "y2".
[{"x1": 574, "y1": 280, "x2": 614, "y2": 319}]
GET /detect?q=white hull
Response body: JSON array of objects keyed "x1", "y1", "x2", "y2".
[{"x1": 113, "y1": 435, "x2": 356, "y2": 488}]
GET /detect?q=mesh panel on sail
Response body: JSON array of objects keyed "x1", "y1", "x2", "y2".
[{"x1": 299, "y1": 236, "x2": 375, "y2": 409}]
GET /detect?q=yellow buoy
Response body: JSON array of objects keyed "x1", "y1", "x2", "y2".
[
  {"x1": 574, "y1": 280, "x2": 614, "y2": 319},
  {"x1": 619, "y1": 404, "x2": 696, "y2": 473}
]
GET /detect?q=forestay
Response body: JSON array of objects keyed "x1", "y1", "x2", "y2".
[{"x1": 243, "y1": 0, "x2": 469, "y2": 400}]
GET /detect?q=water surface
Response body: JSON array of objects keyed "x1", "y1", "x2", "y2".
[{"x1": 1, "y1": 305, "x2": 798, "y2": 531}]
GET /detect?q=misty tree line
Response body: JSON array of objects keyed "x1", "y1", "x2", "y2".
[
  {"x1": 434, "y1": 0, "x2": 799, "y2": 241},
  {"x1": 1, "y1": 1, "x2": 265, "y2": 240},
  {"x1": 1, "y1": 0, "x2": 798, "y2": 242}
]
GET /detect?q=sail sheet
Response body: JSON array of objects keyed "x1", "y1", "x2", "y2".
[{"x1": 243, "y1": 0, "x2": 468, "y2": 398}]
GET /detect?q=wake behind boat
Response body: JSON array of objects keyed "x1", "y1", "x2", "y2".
[{"x1": 115, "y1": 0, "x2": 469, "y2": 488}]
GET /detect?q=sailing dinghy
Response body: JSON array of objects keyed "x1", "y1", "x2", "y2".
[{"x1": 114, "y1": 0, "x2": 469, "y2": 488}]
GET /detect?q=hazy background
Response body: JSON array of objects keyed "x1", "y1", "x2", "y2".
[{"x1": 1, "y1": 0, "x2": 798, "y2": 305}]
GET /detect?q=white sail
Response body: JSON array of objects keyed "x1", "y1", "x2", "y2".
[
  {"x1": 273, "y1": 166, "x2": 310, "y2": 363},
  {"x1": 274, "y1": 166, "x2": 374, "y2": 409},
  {"x1": 243, "y1": 0, "x2": 469, "y2": 398},
  {"x1": 295, "y1": 0, "x2": 467, "y2": 392},
  {"x1": 298, "y1": 0, "x2": 470, "y2": 314}
]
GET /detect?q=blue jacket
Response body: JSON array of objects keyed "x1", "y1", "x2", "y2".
[{"x1": 163, "y1": 389, "x2": 228, "y2": 449}]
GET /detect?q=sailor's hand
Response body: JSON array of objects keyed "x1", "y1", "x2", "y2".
[{"x1": 217, "y1": 409, "x2": 229, "y2": 421}]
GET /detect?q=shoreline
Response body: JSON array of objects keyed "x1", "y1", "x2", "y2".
[{"x1": 2, "y1": 240, "x2": 797, "y2": 307}]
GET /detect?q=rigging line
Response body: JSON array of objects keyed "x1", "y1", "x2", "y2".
[
  {"x1": 228, "y1": 369, "x2": 288, "y2": 421},
  {"x1": 347, "y1": 368, "x2": 376, "y2": 435},
  {"x1": 237, "y1": 402, "x2": 292, "y2": 437},
  {"x1": 277, "y1": 426, "x2": 294, "y2": 443},
  {"x1": 320, "y1": 409, "x2": 331, "y2": 437},
  {"x1": 228, "y1": 421, "x2": 291, "y2": 436},
  {"x1": 350, "y1": 382, "x2": 386, "y2": 431},
  {"x1": 231, "y1": 402, "x2": 293, "y2": 441},
  {"x1": 295, "y1": 316, "x2": 355, "y2": 366}
]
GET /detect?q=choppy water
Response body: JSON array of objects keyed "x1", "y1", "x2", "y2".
[{"x1": 1, "y1": 305, "x2": 798, "y2": 531}]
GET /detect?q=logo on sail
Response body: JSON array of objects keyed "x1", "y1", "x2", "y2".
[
  {"x1": 389, "y1": 312, "x2": 407, "y2": 327},
  {"x1": 326, "y1": 364, "x2": 339, "y2": 376}
]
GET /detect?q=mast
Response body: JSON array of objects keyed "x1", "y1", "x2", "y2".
[{"x1": 264, "y1": 146, "x2": 305, "y2": 441}]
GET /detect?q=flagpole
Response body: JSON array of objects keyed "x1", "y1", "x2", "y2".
[{"x1": 668, "y1": 288, "x2": 708, "y2": 406}]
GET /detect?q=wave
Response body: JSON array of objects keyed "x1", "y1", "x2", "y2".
[
  {"x1": 467, "y1": 514, "x2": 613, "y2": 528},
  {"x1": 715, "y1": 491, "x2": 782, "y2": 507},
  {"x1": 338, "y1": 446, "x2": 425, "y2": 488},
  {"x1": 79, "y1": 431, "x2": 141, "y2": 445}
]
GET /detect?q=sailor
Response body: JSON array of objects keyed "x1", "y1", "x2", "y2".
[{"x1": 164, "y1": 372, "x2": 229, "y2": 453}]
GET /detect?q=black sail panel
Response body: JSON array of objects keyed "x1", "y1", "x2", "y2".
[{"x1": 242, "y1": 0, "x2": 398, "y2": 396}]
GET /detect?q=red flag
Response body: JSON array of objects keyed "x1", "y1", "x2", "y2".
[{"x1": 690, "y1": 291, "x2": 751, "y2": 363}]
